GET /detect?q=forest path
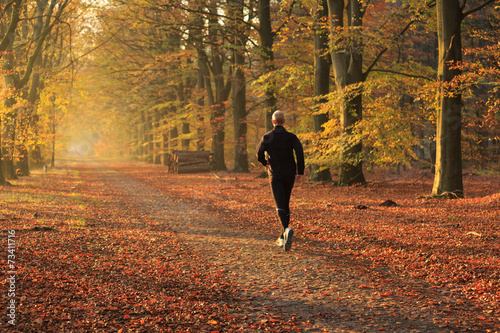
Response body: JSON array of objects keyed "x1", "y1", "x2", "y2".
[{"x1": 81, "y1": 159, "x2": 483, "y2": 333}]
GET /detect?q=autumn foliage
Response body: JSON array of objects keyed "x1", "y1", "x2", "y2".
[{"x1": 1, "y1": 159, "x2": 499, "y2": 332}]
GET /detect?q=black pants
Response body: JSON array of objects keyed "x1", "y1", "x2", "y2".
[{"x1": 270, "y1": 175, "x2": 295, "y2": 233}]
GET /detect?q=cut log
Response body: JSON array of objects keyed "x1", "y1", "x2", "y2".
[
  {"x1": 174, "y1": 150, "x2": 210, "y2": 160},
  {"x1": 176, "y1": 155, "x2": 211, "y2": 164},
  {"x1": 168, "y1": 150, "x2": 212, "y2": 173},
  {"x1": 176, "y1": 163, "x2": 212, "y2": 174}
]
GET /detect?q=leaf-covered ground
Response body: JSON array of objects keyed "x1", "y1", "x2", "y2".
[{"x1": 1, "y1": 158, "x2": 499, "y2": 332}]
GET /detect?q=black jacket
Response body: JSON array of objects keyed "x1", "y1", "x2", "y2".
[{"x1": 256, "y1": 126, "x2": 305, "y2": 177}]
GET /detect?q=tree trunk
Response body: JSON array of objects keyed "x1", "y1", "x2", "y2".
[
  {"x1": 146, "y1": 112, "x2": 154, "y2": 163},
  {"x1": 231, "y1": 0, "x2": 249, "y2": 173},
  {"x1": 17, "y1": 143, "x2": 30, "y2": 176},
  {"x1": 51, "y1": 121, "x2": 56, "y2": 167},
  {"x1": 182, "y1": 120, "x2": 190, "y2": 149},
  {"x1": 173, "y1": 79, "x2": 192, "y2": 150},
  {"x1": 432, "y1": 0, "x2": 464, "y2": 198},
  {"x1": 258, "y1": 0, "x2": 277, "y2": 131},
  {"x1": 138, "y1": 110, "x2": 145, "y2": 159},
  {"x1": 232, "y1": 60, "x2": 249, "y2": 172},
  {"x1": 2, "y1": 47, "x2": 18, "y2": 180},
  {"x1": 210, "y1": 103, "x2": 227, "y2": 171},
  {"x1": 198, "y1": 50, "x2": 229, "y2": 171},
  {"x1": 2, "y1": 109, "x2": 18, "y2": 180},
  {"x1": 0, "y1": 0, "x2": 23, "y2": 185},
  {"x1": 159, "y1": 116, "x2": 168, "y2": 165},
  {"x1": 196, "y1": 61, "x2": 206, "y2": 151},
  {"x1": 19, "y1": 0, "x2": 46, "y2": 175},
  {"x1": 154, "y1": 111, "x2": 162, "y2": 164},
  {"x1": 327, "y1": 0, "x2": 366, "y2": 186},
  {"x1": 30, "y1": 114, "x2": 44, "y2": 167},
  {"x1": 170, "y1": 126, "x2": 179, "y2": 152},
  {"x1": 196, "y1": 4, "x2": 230, "y2": 172},
  {"x1": 310, "y1": 0, "x2": 332, "y2": 182}
]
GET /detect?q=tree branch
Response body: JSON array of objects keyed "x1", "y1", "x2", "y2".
[
  {"x1": 0, "y1": 0, "x2": 23, "y2": 55},
  {"x1": 370, "y1": 68, "x2": 434, "y2": 81},
  {"x1": 152, "y1": 0, "x2": 259, "y2": 34},
  {"x1": 273, "y1": 0, "x2": 297, "y2": 37},
  {"x1": 463, "y1": 0, "x2": 497, "y2": 17},
  {"x1": 58, "y1": 30, "x2": 119, "y2": 72},
  {"x1": 364, "y1": 0, "x2": 436, "y2": 79},
  {"x1": 17, "y1": 0, "x2": 70, "y2": 89},
  {"x1": 0, "y1": 0, "x2": 17, "y2": 19},
  {"x1": 364, "y1": 19, "x2": 415, "y2": 79}
]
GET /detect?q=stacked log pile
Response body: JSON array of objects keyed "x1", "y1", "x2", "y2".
[{"x1": 166, "y1": 150, "x2": 212, "y2": 174}]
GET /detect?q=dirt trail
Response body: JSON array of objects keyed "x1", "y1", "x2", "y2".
[{"x1": 84, "y1": 160, "x2": 490, "y2": 333}]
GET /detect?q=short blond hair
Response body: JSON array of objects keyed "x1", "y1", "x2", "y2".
[{"x1": 272, "y1": 110, "x2": 285, "y2": 125}]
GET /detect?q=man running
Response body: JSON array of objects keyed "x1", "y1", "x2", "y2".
[{"x1": 256, "y1": 110, "x2": 305, "y2": 251}]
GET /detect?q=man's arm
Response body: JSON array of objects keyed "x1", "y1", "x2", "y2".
[
  {"x1": 256, "y1": 138, "x2": 268, "y2": 167},
  {"x1": 293, "y1": 136, "x2": 305, "y2": 175}
]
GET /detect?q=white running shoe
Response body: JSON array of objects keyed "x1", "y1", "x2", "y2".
[
  {"x1": 275, "y1": 237, "x2": 284, "y2": 247},
  {"x1": 283, "y1": 228, "x2": 294, "y2": 251}
]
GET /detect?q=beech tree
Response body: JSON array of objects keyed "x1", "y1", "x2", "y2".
[
  {"x1": 0, "y1": 0, "x2": 22, "y2": 184},
  {"x1": 325, "y1": 0, "x2": 367, "y2": 186},
  {"x1": 432, "y1": 0, "x2": 498, "y2": 198},
  {"x1": 193, "y1": 2, "x2": 233, "y2": 171},
  {"x1": 230, "y1": 0, "x2": 250, "y2": 173},
  {"x1": 310, "y1": 0, "x2": 332, "y2": 181},
  {"x1": 0, "y1": 0, "x2": 70, "y2": 184},
  {"x1": 258, "y1": 0, "x2": 278, "y2": 131}
]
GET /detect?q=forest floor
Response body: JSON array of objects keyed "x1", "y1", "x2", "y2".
[{"x1": 1, "y1": 158, "x2": 499, "y2": 332}]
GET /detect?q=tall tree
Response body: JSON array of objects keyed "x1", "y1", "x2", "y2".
[
  {"x1": 0, "y1": 0, "x2": 23, "y2": 184},
  {"x1": 1, "y1": 0, "x2": 69, "y2": 182},
  {"x1": 230, "y1": 0, "x2": 249, "y2": 173},
  {"x1": 196, "y1": 2, "x2": 232, "y2": 171},
  {"x1": 18, "y1": 0, "x2": 51, "y2": 175},
  {"x1": 327, "y1": 0, "x2": 367, "y2": 186},
  {"x1": 310, "y1": 0, "x2": 332, "y2": 182},
  {"x1": 0, "y1": 0, "x2": 23, "y2": 56},
  {"x1": 323, "y1": 0, "x2": 426, "y2": 186},
  {"x1": 258, "y1": 0, "x2": 277, "y2": 131},
  {"x1": 431, "y1": 0, "x2": 497, "y2": 198}
]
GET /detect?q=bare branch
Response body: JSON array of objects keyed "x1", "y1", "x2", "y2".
[
  {"x1": 0, "y1": 0, "x2": 23, "y2": 55},
  {"x1": 370, "y1": 68, "x2": 435, "y2": 81},
  {"x1": 364, "y1": 19, "x2": 415, "y2": 79},
  {"x1": 17, "y1": 0, "x2": 70, "y2": 88},
  {"x1": 463, "y1": 0, "x2": 497, "y2": 17}
]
